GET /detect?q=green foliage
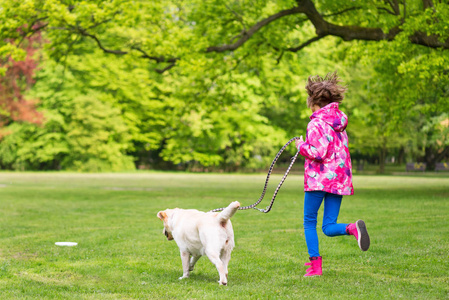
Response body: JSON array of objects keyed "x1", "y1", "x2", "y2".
[
  {"x1": 0, "y1": 116, "x2": 68, "y2": 170},
  {"x1": 62, "y1": 94, "x2": 135, "y2": 172},
  {"x1": 1, "y1": 0, "x2": 449, "y2": 171},
  {"x1": 342, "y1": 19, "x2": 449, "y2": 167},
  {"x1": 0, "y1": 58, "x2": 135, "y2": 171}
]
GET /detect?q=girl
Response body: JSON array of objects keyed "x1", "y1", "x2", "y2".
[{"x1": 295, "y1": 71, "x2": 370, "y2": 277}]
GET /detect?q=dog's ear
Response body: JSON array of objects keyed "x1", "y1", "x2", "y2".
[{"x1": 157, "y1": 211, "x2": 167, "y2": 221}]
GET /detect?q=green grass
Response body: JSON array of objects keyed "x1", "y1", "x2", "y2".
[{"x1": 0, "y1": 172, "x2": 448, "y2": 299}]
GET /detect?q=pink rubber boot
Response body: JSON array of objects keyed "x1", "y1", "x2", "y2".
[
  {"x1": 346, "y1": 220, "x2": 370, "y2": 251},
  {"x1": 304, "y1": 256, "x2": 322, "y2": 277},
  {"x1": 304, "y1": 261, "x2": 312, "y2": 273}
]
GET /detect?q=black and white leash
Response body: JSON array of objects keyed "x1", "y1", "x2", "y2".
[{"x1": 211, "y1": 137, "x2": 301, "y2": 213}]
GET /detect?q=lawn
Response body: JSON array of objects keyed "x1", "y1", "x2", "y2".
[{"x1": 0, "y1": 172, "x2": 448, "y2": 299}]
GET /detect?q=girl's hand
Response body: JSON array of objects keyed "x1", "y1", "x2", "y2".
[{"x1": 295, "y1": 136, "x2": 304, "y2": 149}]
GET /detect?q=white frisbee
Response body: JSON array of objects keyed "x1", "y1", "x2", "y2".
[{"x1": 55, "y1": 242, "x2": 78, "y2": 247}]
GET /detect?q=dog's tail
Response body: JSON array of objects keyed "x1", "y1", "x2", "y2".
[{"x1": 217, "y1": 201, "x2": 240, "y2": 224}]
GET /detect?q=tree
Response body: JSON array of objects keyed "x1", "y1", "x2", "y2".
[
  {"x1": 0, "y1": 55, "x2": 136, "y2": 171},
  {"x1": 1, "y1": 1, "x2": 448, "y2": 73},
  {"x1": 0, "y1": 32, "x2": 43, "y2": 137}
]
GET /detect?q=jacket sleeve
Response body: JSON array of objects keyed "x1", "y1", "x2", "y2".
[{"x1": 298, "y1": 121, "x2": 330, "y2": 162}]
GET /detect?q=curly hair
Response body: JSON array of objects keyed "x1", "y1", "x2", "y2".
[{"x1": 305, "y1": 71, "x2": 347, "y2": 108}]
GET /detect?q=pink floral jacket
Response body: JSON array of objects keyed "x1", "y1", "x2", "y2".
[{"x1": 296, "y1": 102, "x2": 354, "y2": 195}]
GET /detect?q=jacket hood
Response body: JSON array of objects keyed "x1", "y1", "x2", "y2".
[{"x1": 310, "y1": 102, "x2": 348, "y2": 132}]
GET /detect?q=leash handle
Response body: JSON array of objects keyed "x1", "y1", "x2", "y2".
[{"x1": 211, "y1": 136, "x2": 301, "y2": 213}]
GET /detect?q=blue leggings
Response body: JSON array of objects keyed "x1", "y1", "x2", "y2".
[{"x1": 304, "y1": 191, "x2": 348, "y2": 257}]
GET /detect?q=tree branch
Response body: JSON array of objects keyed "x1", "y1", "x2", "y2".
[
  {"x1": 322, "y1": 6, "x2": 363, "y2": 18},
  {"x1": 377, "y1": 7, "x2": 398, "y2": 15},
  {"x1": 206, "y1": 6, "x2": 306, "y2": 53},
  {"x1": 404, "y1": 0, "x2": 407, "y2": 19},
  {"x1": 299, "y1": 0, "x2": 448, "y2": 48},
  {"x1": 409, "y1": 32, "x2": 449, "y2": 49},
  {"x1": 206, "y1": 0, "x2": 449, "y2": 59},
  {"x1": 78, "y1": 28, "x2": 128, "y2": 55},
  {"x1": 383, "y1": 0, "x2": 400, "y2": 15},
  {"x1": 225, "y1": 4, "x2": 247, "y2": 31},
  {"x1": 155, "y1": 63, "x2": 177, "y2": 74},
  {"x1": 62, "y1": 0, "x2": 449, "y2": 74},
  {"x1": 422, "y1": 0, "x2": 435, "y2": 10},
  {"x1": 77, "y1": 29, "x2": 179, "y2": 73},
  {"x1": 132, "y1": 46, "x2": 178, "y2": 64},
  {"x1": 286, "y1": 35, "x2": 326, "y2": 52}
]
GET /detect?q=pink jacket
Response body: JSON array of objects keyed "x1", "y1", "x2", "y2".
[{"x1": 296, "y1": 102, "x2": 354, "y2": 195}]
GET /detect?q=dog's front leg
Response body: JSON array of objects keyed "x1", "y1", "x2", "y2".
[{"x1": 179, "y1": 251, "x2": 191, "y2": 280}]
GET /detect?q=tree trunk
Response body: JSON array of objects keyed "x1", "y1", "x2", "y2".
[
  {"x1": 379, "y1": 144, "x2": 386, "y2": 174},
  {"x1": 422, "y1": 146, "x2": 449, "y2": 170},
  {"x1": 397, "y1": 147, "x2": 405, "y2": 165}
]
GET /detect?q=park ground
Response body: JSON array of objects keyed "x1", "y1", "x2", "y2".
[{"x1": 0, "y1": 172, "x2": 448, "y2": 299}]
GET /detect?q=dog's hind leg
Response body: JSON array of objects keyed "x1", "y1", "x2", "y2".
[
  {"x1": 179, "y1": 251, "x2": 191, "y2": 280},
  {"x1": 206, "y1": 249, "x2": 227, "y2": 285},
  {"x1": 189, "y1": 255, "x2": 201, "y2": 272}
]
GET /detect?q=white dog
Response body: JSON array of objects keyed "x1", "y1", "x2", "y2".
[{"x1": 157, "y1": 201, "x2": 240, "y2": 285}]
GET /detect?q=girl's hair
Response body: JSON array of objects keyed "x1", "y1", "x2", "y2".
[{"x1": 305, "y1": 71, "x2": 347, "y2": 108}]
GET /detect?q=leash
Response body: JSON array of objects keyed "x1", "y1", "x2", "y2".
[{"x1": 211, "y1": 137, "x2": 301, "y2": 213}]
